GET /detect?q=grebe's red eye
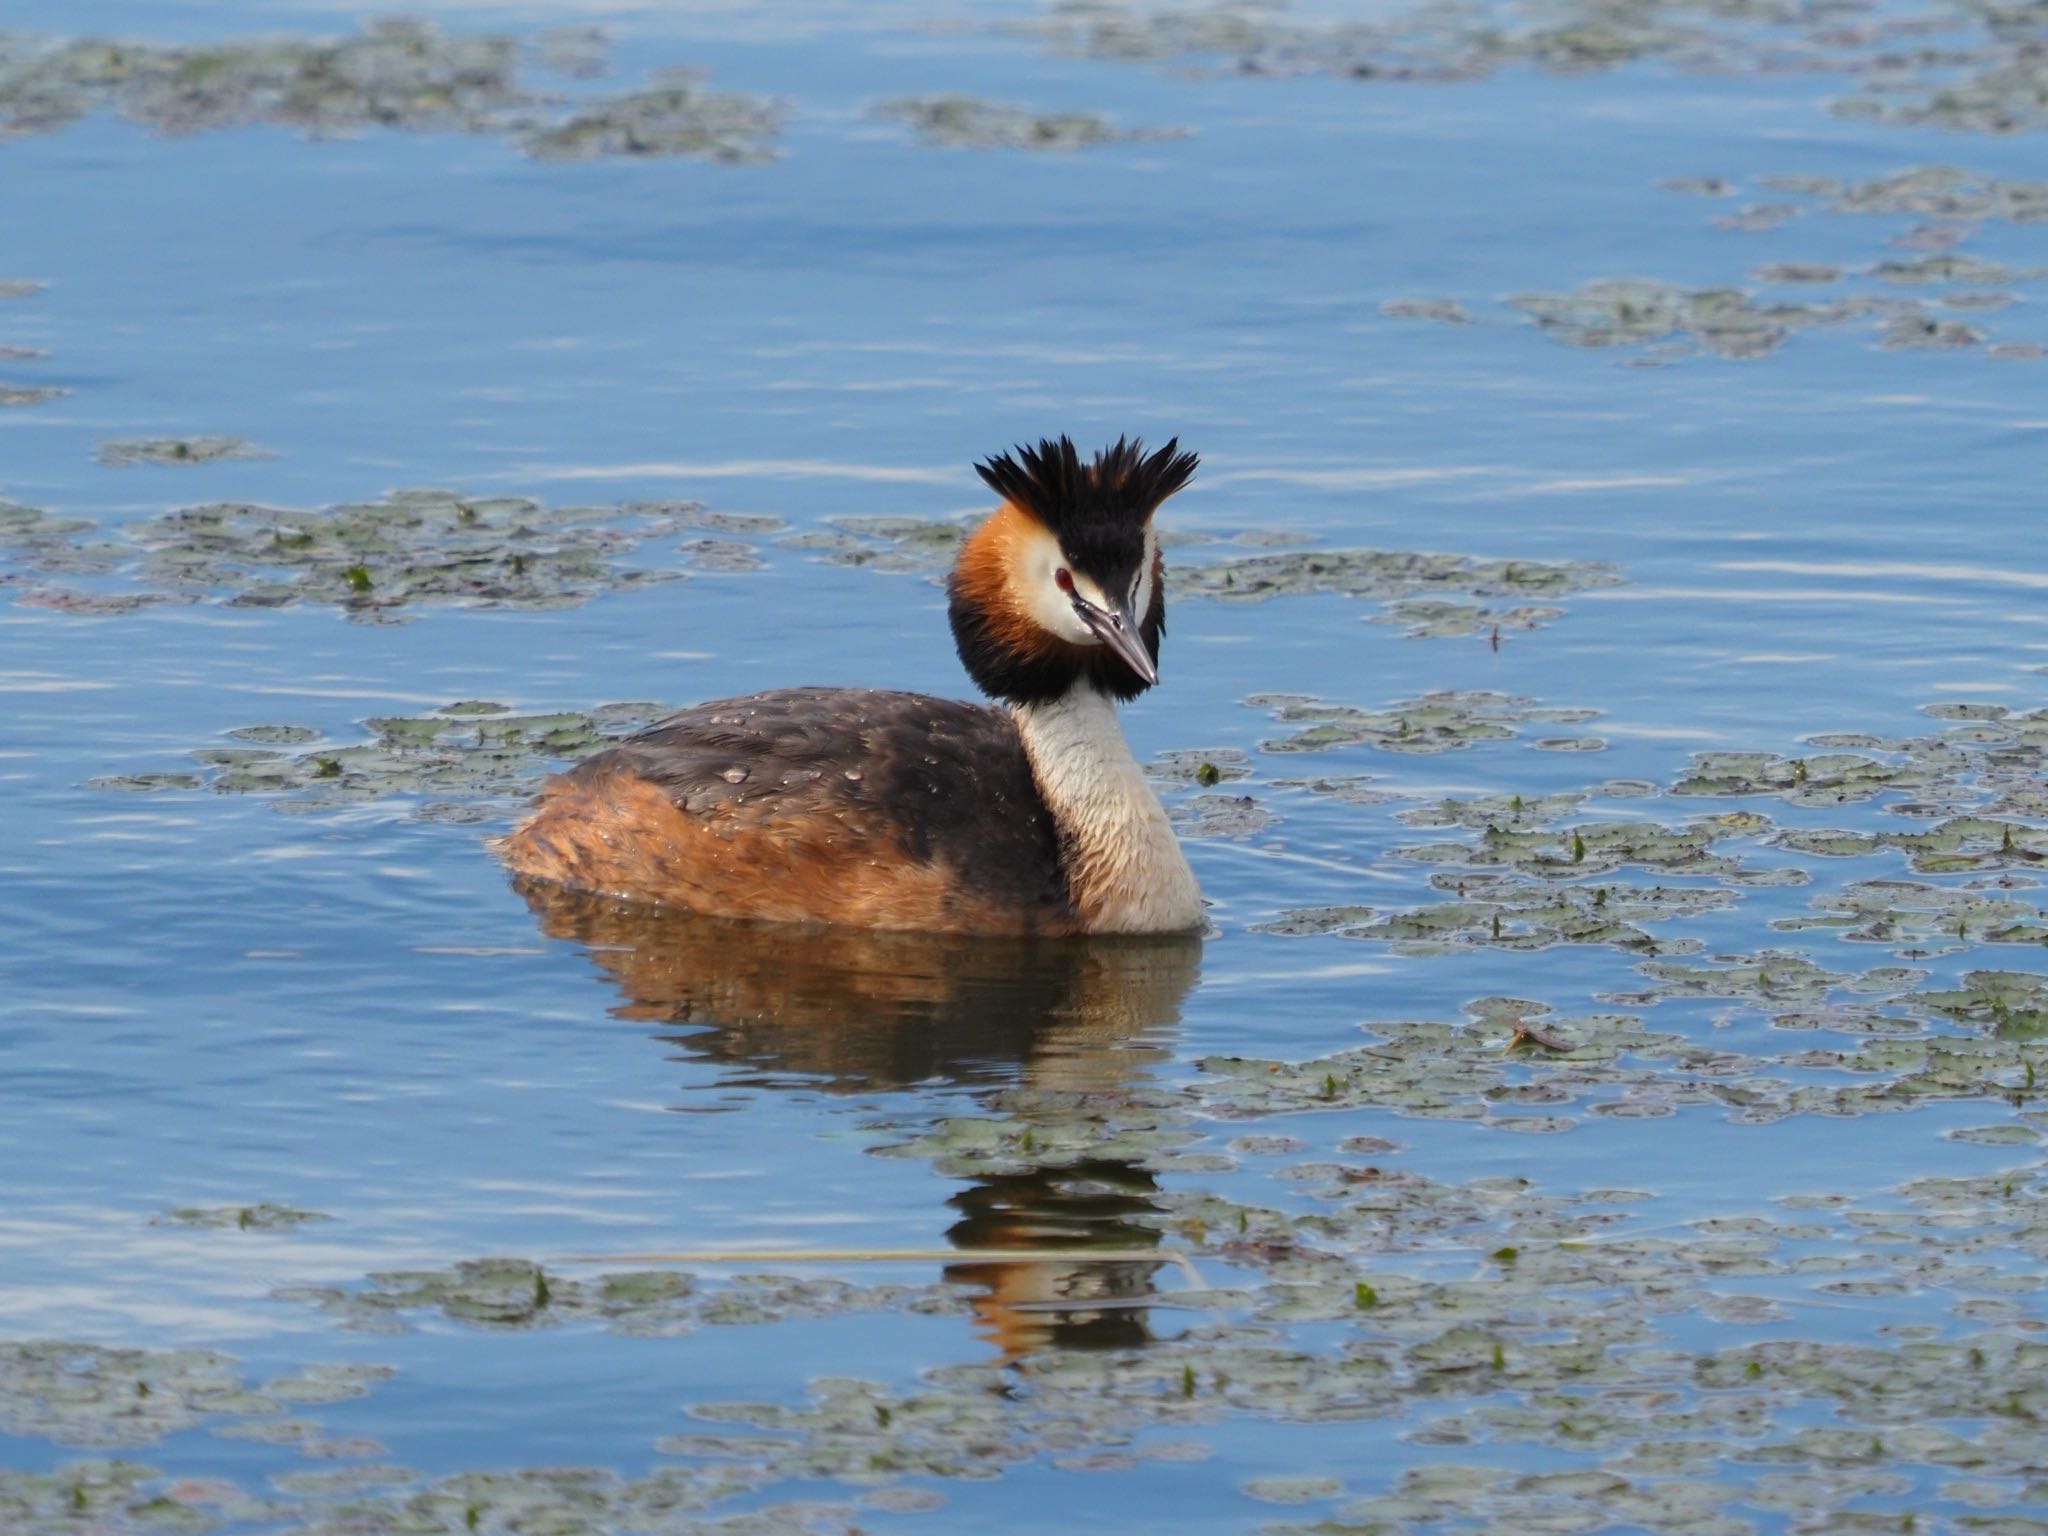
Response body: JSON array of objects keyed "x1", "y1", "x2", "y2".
[{"x1": 1054, "y1": 567, "x2": 1074, "y2": 593}]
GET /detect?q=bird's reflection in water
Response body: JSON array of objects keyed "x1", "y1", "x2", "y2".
[{"x1": 515, "y1": 880, "x2": 1203, "y2": 1361}]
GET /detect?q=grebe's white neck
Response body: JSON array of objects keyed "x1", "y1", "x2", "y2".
[{"x1": 1012, "y1": 682, "x2": 1203, "y2": 935}]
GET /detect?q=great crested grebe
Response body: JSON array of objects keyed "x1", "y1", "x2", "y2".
[{"x1": 497, "y1": 435, "x2": 1204, "y2": 936}]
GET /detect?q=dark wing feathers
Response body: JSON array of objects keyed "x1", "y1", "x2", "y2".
[{"x1": 571, "y1": 687, "x2": 1072, "y2": 916}]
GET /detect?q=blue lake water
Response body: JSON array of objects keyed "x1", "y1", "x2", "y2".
[{"x1": 2, "y1": 1, "x2": 2046, "y2": 1531}]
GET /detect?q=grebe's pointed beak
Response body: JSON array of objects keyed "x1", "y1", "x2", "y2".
[{"x1": 1073, "y1": 592, "x2": 1158, "y2": 688}]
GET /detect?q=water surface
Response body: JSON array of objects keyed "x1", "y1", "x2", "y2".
[{"x1": 2, "y1": 1, "x2": 2046, "y2": 1531}]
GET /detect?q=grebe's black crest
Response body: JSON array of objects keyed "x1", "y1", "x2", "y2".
[{"x1": 975, "y1": 435, "x2": 1197, "y2": 578}]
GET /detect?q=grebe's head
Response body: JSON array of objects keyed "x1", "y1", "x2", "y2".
[{"x1": 949, "y1": 435, "x2": 1197, "y2": 705}]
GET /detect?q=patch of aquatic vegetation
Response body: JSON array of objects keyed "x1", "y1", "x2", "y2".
[
  {"x1": 27, "y1": 1063, "x2": 2048, "y2": 1531},
  {"x1": 89, "y1": 699, "x2": 669, "y2": 817},
  {"x1": 278, "y1": 1258, "x2": 971, "y2": 1338},
  {"x1": 1253, "y1": 690, "x2": 1604, "y2": 754},
  {"x1": 1498, "y1": 166, "x2": 2048, "y2": 361},
  {"x1": 614, "y1": 1151, "x2": 2048, "y2": 1529},
  {"x1": 1265, "y1": 873, "x2": 1739, "y2": 955},
  {"x1": 1775, "y1": 877, "x2": 2048, "y2": 949},
  {"x1": 0, "y1": 1341, "x2": 390, "y2": 1449},
  {"x1": 0, "y1": 20, "x2": 780, "y2": 163},
  {"x1": 0, "y1": 501, "x2": 119, "y2": 577},
  {"x1": 14, "y1": 491, "x2": 713, "y2": 618},
  {"x1": 24, "y1": 1014, "x2": 2032, "y2": 1527},
  {"x1": 1507, "y1": 277, "x2": 1999, "y2": 360},
  {"x1": 876, "y1": 95, "x2": 1185, "y2": 150},
  {"x1": 522, "y1": 78, "x2": 781, "y2": 163},
  {"x1": 1377, "y1": 596, "x2": 1565, "y2": 639},
  {"x1": 1169, "y1": 546, "x2": 1622, "y2": 609},
  {"x1": 0, "y1": 1459, "x2": 295, "y2": 1536},
  {"x1": 1837, "y1": 27, "x2": 2048, "y2": 134},
  {"x1": 1019, "y1": 0, "x2": 2048, "y2": 145},
  {"x1": 1146, "y1": 747, "x2": 1253, "y2": 786},
  {"x1": 778, "y1": 513, "x2": 969, "y2": 572},
  {"x1": 0, "y1": 278, "x2": 60, "y2": 409},
  {"x1": 95, "y1": 438, "x2": 271, "y2": 468},
  {"x1": 0, "y1": 1458, "x2": 913, "y2": 1536},
  {"x1": 1236, "y1": 680, "x2": 2048, "y2": 1116},
  {"x1": 154, "y1": 1203, "x2": 332, "y2": 1231},
  {"x1": 1758, "y1": 165, "x2": 2048, "y2": 223},
  {"x1": 1671, "y1": 709, "x2": 2048, "y2": 873},
  {"x1": 1169, "y1": 791, "x2": 1276, "y2": 839},
  {"x1": 1018, "y1": 0, "x2": 1824, "y2": 76}
]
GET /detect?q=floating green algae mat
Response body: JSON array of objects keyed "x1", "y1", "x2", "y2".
[
  {"x1": 0, "y1": 1342, "x2": 390, "y2": 1450},
  {"x1": 1016, "y1": 0, "x2": 2048, "y2": 143},
  {"x1": 1260, "y1": 874, "x2": 1738, "y2": 956},
  {"x1": 126, "y1": 491, "x2": 702, "y2": 615},
  {"x1": 276, "y1": 1258, "x2": 969, "y2": 1338},
  {"x1": 95, "y1": 438, "x2": 271, "y2": 468},
  {"x1": 876, "y1": 95, "x2": 1186, "y2": 151},
  {"x1": 1252, "y1": 690, "x2": 1603, "y2": 755},
  {"x1": 0, "y1": 20, "x2": 779, "y2": 162},
  {"x1": 1433, "y1": 164, "x2": 2048, "y2": 363},
  {"x1": 205, "y1": 1147, "x2": 2048, "y2": 1534},
  {"x1": 521, "y1": 79, "x2": 781, "y2": 164},
  {"x1": 89, "y1": 699, "x2": 671, "y2": 815},
  {"x1": 1168, "y1": 548, "x2": 1622, "y2": 607},
  {"x1": 154, "y1": 1204, "x2": 332, "y2": 1232},
  {"x1": 8, "y1": 491, "x2": 712, "y2": 618}
]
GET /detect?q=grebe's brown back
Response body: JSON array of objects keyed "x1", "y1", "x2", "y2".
[{"x1": 497, "y1": 435, "x2": 1203, "y2": 936}]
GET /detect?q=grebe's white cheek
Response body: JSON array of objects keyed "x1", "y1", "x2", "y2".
[{"x1": 1017, "y1": 527, "x2": 1102, "y2": 646}]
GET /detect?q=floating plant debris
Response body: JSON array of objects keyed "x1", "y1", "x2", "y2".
[
  {"x1": 1251, "y1": 690, "x2": 1602, "y2": 755},
  {"x1": 0, "y1": 21, "x2": 779, "y2": 163},
  {"x1": 154, "y1": 1203, "x2": 333, "y2": 1231},
  {"x1": 1818, "y1": 166, "x2": 2048, "y2": 222},
  {"x1": 90, "y1": 699, "x2": 671, "y2": 815},
  {"x1": 0, "y1": 1342, "x2": 389, "y2": 1450},
  {"x1": 1375, "y1": 596, "x2": 1564, "y2": 639},
  {"x1": 1494, "y1": 164, "x2": 2048, "y2": 361},
  {"x1": 876, "y1": 95, "x2": 1184, "y2": 151},
  {"x1": 1170, "y1": 547, "x2": 1622, "y2": 606},
  {"x1": 22, "y1": 490, "x2": 708, "y2": 618},
  {"x1": 1510, "y1": 278, "x2": 1915, "y2": 360},
  {"x1": 1146, "y1": 747, "x2": 1252, "y2": 786},
  {"x1": 277, "y1": 1257, "x2": 968, "y2": 1338},
  {"x1": 0, "y1": 500, "x2": 115, "y2": 576},
  {"x1": 521, "y1": 77, "x2": 781, "y2": 163},
  {"x1": 1168, "y1": 791, "x2": 1275, "y2": 839},
  {"x1": 1017, "y1": 0, "x2": 2048, "y2": 158},
  {"x1": 1306, "y1": 874, "x2": 1738, "y2": 956},
  {"x1": 779, "y1": 513, "x2": 969, "y2": 572},
  {"x1": 1380, "y1": 296, "x2": 1471, "y2": 324},
  {"x1": 95, "y1": 437, "x2": 272, "y2": 468}
]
